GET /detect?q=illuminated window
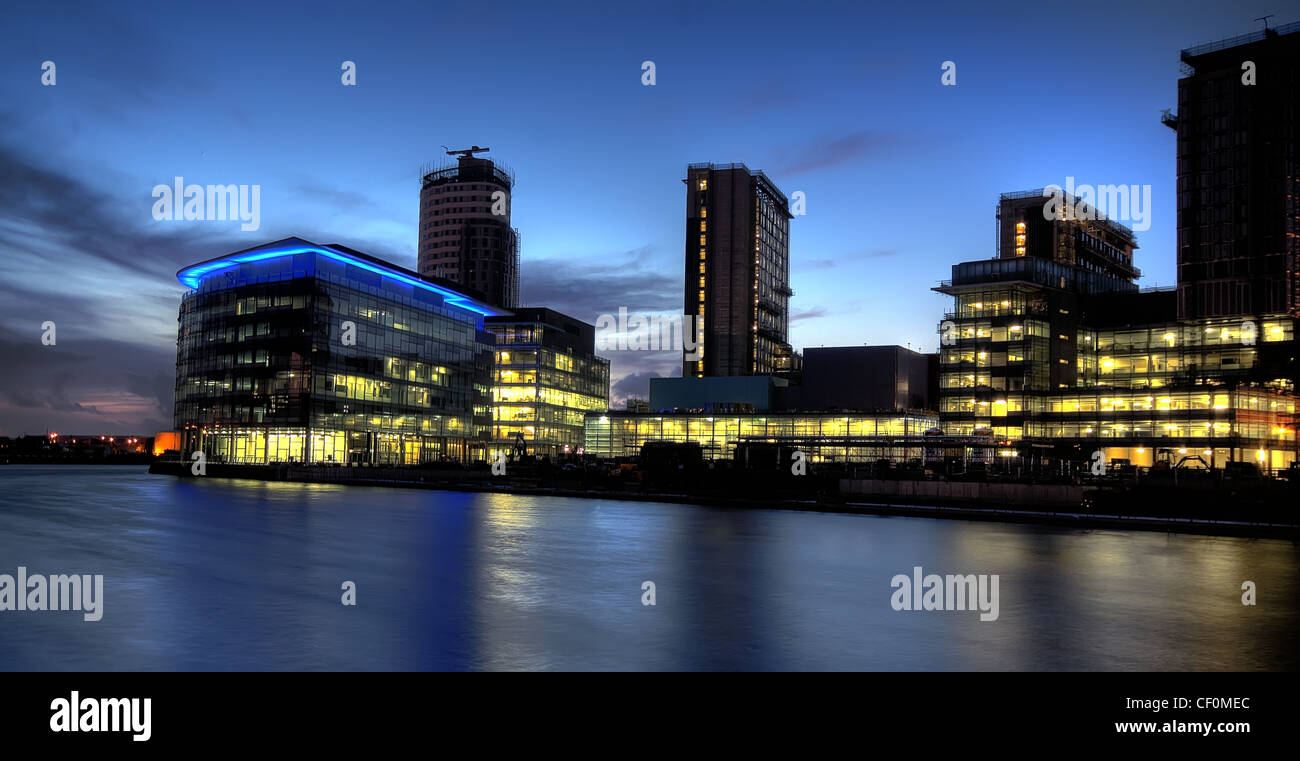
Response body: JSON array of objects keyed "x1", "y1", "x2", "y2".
[{"x1": 697, "y1": 179, "x2": 708, "y2": 190}]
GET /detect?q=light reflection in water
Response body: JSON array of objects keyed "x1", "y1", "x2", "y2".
[{"x1": 0, "y1": 466, "x2": 1295, "y2": 671}]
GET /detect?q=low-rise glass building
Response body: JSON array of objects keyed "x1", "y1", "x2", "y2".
[
  {"x1": 584, "y1": 411, "x2": 939, "y2": 463},
  {"x1": 486, "y1": 308, "x2": 609, "y2": 458},
  {"x1": 173, "y1": 237, "x2": 508, "y2": 465},
  {"x1": 936, "y1": 215, "x2": 1299, "y2": 471}
]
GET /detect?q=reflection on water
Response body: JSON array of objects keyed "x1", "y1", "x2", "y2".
[{"x1": 0, "y1": 466, "x2": 1295, "y2": 671}]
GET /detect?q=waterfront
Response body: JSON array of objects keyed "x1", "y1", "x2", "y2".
[{"x1": 0, "y1": 465, "x2": 1296, "y2": 671}]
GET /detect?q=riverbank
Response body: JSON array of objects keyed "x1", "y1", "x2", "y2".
[{"x1": 146, "y1": 461, "x2": 1300, "y2": 539}]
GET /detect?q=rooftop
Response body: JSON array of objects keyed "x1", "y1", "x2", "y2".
[
  {"x1": 1180, "y1": 20, "x2": 1300, "y2": 60},
  {"x1": 175, "y1": 237, "x2": 512, "y2": 318}
]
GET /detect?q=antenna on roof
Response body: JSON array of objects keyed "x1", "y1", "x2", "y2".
[{"x1": 445, "y1": 145, "x2": 490, "y2": 158}]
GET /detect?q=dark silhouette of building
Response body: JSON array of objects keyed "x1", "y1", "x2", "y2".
[
  {"x1": 418, "y1": 152, "x2": 520, "y2": 309},
  {"x1": 682, "y1": 163, "x2": 793, "y2": 378},
  {"x1": 1165, "y1": 21, "x2": 1300, "y2": 319},
  {"x1": 790, "y1": 346, "x2": 935, "y2": 411}
]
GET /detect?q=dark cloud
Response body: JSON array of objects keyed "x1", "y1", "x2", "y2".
[
  {"x1": 0, "y1": 336, "x2": 175, "y2": 436},
  {"x1": 0, "y1": 141, "x2": 261, "y2": 284},
  {"x1": 0, "y1": 137, "x2": 413, "y2": 434},
  {"x1": 520, "y1": 244, "x2": 679, "y2": 320}
]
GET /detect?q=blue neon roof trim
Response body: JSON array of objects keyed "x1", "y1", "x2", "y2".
[{"x1": 175, "y1": 244, "x2": 509, "y2": 317}]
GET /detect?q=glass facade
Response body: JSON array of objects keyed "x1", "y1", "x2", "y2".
[
  {"x1": 173, "y1": 240, "x2": 504, "y2": 465},
  {"x1": 584, "y1": 411, "x2": 938, "y2": 463},
  {"x1": 937, "y1": 255, "x2": 1299, "y2": 471},
  {"x1": 487, "y1": 310, "x2": 610, "y2": 458}
]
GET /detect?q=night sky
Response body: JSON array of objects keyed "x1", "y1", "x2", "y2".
[{"x1": 0, "y1": 0, "x2": 1281, "y2": 435}]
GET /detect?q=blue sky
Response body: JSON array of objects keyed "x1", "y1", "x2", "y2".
[{"x1": 0, "y1": 0, "x2": 1284, "y2": 434}]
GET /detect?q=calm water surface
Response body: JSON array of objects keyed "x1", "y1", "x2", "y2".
[{"x1": 0, "y1": 465, "x2": 1296, "y2": 670}]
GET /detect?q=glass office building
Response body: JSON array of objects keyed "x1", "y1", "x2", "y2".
[
  {"x1": 584, "y1": 411, "x2": 939, "y2": 463},
  {"x1": 937, "y1": 238, "x2": 1298, "y2": 471},
  {"x1": 173, "y1": 237, "x2": 508, "y2": 465},
  {"x1": 486, "y1": 308, "x2": 610, "y2": 458}
]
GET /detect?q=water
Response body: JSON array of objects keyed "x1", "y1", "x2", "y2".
[{"x1": 0, "y1": 465, "x2": 1296, "y2": 671}]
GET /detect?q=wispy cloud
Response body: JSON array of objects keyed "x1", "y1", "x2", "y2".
[
  {"x1": 775, "y1": 131, "x2": 904, "y2": 176},
  {"x1": 791, "y1": 306, "x2": 829, "y2": 322},
  {"x1": 800, "y1": 249, "x2": 899, "y2": 270}
]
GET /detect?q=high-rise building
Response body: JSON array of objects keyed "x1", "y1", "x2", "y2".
[
  {"x1": 683, "y1": 163, "x2": 794, "y2": 378},
  {"x1": 172, "y1": 237, "x2": 506, "y2": 465},
  {"x1": 1165, "y1": 22, "x2": 1300, "y2": 319},
  {"x1": 486, "y1": 308, "x2": 610, "y2": 458},
  {"x1": 417, "y1": 152, "x2": 520, "y2": 309}
]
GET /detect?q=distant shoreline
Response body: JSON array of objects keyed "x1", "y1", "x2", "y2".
[{"x1": 135, "y1": 461, "x2": 1300, "y2": 540}]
